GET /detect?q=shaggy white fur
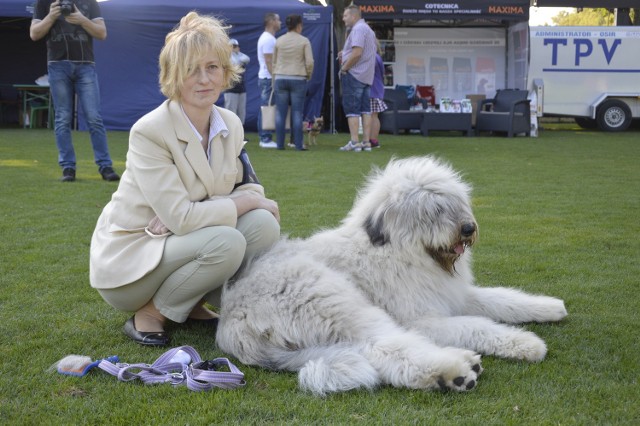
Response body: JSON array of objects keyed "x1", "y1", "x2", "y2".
[{"x1": 216, "y1": 156, "x2": 567, "y2": 395}]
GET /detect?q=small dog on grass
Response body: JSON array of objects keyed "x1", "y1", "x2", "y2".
[
  {"x1": 305, "y1": 116, "x2": 324, "y2": 146},
  {"x1": 287, "y1": 117, "x2": 324, "y2": 149}
]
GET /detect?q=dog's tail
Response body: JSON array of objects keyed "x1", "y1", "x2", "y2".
[{"x1": 265, "y1": 344, "x2": 380, "y2": 396}]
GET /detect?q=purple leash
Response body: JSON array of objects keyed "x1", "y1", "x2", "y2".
[{"x1": 97, "y1": 346, "x2": 245, "y2": 391}]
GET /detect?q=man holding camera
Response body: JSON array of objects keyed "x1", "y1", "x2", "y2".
[{"x1": 30, "y1": 0, "x2": 119, "y2": 182}]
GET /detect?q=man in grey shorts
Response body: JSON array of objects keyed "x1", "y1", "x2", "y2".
[{"x1": 338, "y1": 5, "x2": 377, "y2": 152}]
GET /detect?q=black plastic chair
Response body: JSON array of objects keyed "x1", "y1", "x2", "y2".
[
  {"x1": 475, "y1": 89, "x2": 531, "y2": 137},
  {"x1": 379, "y1": 88, "x2": 425, "y2": 135}
]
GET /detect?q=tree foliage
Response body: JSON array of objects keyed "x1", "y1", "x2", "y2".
[{"x1": 551, "y1": 8, "x2": 615, "y2": 26}]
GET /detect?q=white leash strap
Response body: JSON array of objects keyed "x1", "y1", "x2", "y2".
[{"x1": 97, "y1": 346, "x2": 245, "y2": 391}]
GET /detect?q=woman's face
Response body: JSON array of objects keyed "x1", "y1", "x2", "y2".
[{"x1": 180, "y1": 50, "x2": 225, "y2": 112}]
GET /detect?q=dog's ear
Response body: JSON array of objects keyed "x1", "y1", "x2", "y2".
[{"x1": 364, "y1": 213, "x2": 388, "y2": 246}]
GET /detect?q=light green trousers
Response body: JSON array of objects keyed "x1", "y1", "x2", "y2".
[{"x1": 97, "y1": 209, "x2": 280, "y2": 322}]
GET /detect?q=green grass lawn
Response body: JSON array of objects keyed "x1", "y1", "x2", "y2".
[{"x1": 1, "y1": 123, "x2": 638, "y2": 424}]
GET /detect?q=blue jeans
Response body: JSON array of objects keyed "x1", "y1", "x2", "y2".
[
  {"x1": 341, "y1": 72, "x2": 371, "y2": 117},
  {"x1": 274, "y1": 78, "x2": 307, "y2": 150},
  {"x1": 257, "y1": 78, "x2": 273, "y2": 142},
  {"x1": 48, "y1": 61, "x2": 112, "y2": 170}
]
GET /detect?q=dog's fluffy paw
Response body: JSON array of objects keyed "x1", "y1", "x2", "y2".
[
  {"x1": 436, "y1": 349, "x2": 482, "y2": 392},
  {"x1": 505, "y1": 331, "x2": 548, "y2": 362},
  {"x1": 437, "y1": 374, "x2": 478, "y2": 391},
  {"x1": 544, "y1": 298, "x2": 568, "y2": 322},
  {"x1": 523, "y1": 296, "x2": 568, "y2": 323}
]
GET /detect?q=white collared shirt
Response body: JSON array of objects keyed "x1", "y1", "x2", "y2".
[{"x1": 180, "y1": 105, "x2": 230, "y2": 160}]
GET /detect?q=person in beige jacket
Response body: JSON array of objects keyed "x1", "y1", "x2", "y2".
[
  {"x1": 90, "y1": 12, "x2": 280, "y2": 346},
  {"x1": 272, "y1": 14, "x2": 314, "y2": 150}
]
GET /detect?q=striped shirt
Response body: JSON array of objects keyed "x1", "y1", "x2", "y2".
[{"x1": 342, "y1": 19, "x2": 377, "y2": 85}]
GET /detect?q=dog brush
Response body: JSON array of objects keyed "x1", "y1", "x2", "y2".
[{"x1": 53, "y1": 354, "x2": 119, "y2": 377}]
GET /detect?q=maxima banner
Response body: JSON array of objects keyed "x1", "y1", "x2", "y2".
[{"x1": 357, "y1": 0, "x2": 530, "y2": 21}]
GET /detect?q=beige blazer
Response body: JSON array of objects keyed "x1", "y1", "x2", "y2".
[
  {"x1": 90, "y1": 100, "x2": 263, "y2": 289},
  {"x1": 273, "y1": 31, "x2": 314, "y2": 80}
]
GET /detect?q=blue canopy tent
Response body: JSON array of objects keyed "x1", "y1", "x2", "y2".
[
  {"x1": 0, "y1": 0, "x2": 33, "y2": 17},
  {"x1": 95, "y1": 0, "x2": 332, "y2": 131},
  {"x1": 0, "y1": 0, "x2": 333, "y2": 132},
  {"x1": 0, "y1": 1, "x2": 46, "y2": 125}
]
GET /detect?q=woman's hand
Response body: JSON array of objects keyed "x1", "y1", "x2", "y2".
[
  {"x1": 147, "y1": 215, "x2": 170, "y2": 235},
  {"x1": 232, "y1": 193, "x2": 280, "y2": 223}
]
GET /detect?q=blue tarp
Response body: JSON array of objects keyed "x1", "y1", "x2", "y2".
[
  {"x1": 0, "y1": 0, "x2": 332, "y2": 131},
  {"x1": 96, "y1": 0, "x2": 332, "y2": 131},
  {"x1": 0, "y1": 1, "x2": 46, "y2": 126},
  {"x1": 0, "y1": 0, "x2": 33, "y2": 18}
]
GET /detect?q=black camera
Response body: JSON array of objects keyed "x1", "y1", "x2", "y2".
[{"x1": 60, "y1": 0, "x2": 74, "y2": 16}]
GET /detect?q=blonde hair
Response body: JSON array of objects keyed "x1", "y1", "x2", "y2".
[{"x1": 159, "y1": 11, "x2": 241, "y2": 100}]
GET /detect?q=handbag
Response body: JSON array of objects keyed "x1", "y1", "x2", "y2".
[{"x1": 260, "y1": 89, "x2": 290, "y2": 131}]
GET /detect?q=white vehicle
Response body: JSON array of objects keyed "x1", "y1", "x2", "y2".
[{"x1": 528, "y1": 26, "x2": 640, "y2": 132}]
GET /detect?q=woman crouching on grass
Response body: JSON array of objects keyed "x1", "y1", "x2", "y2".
[{"x1": 89, "y1": 12, "x2": 280, "y2": 346}]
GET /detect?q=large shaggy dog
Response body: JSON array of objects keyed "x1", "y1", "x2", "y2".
[{"x1": 216, "y1": 156, "x2": 567, "y2": 395}]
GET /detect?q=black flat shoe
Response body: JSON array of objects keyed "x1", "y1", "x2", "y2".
[{"x1": 123, "y1": 316, "x2": 169, "y2": 346}]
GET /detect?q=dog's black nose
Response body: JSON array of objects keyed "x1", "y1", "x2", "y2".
[{"x1": 461, "y1": 223, "x2": 476, "y2": 237}]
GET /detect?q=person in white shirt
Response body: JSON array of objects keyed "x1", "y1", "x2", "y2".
[{"x1": 256, "y1": 12, "x2": 281, "y2": 148}]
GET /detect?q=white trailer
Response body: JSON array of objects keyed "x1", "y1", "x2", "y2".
[{"x1": 527, "y1": 26, "x2": 640, "y2": 132}]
